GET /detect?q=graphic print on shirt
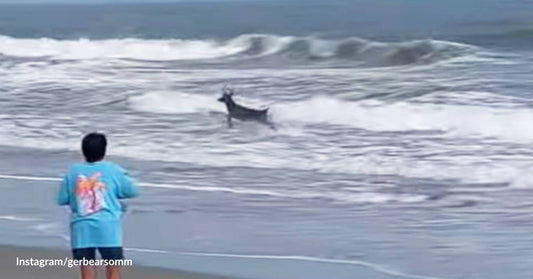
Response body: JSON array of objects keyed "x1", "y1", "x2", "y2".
[{"x1": 76, "y1": 172, "x2": 107, "y2": 216}]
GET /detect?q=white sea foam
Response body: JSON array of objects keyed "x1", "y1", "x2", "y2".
[
  {"x1": 129, "y1": 91, "x2": 533, "y2": 142},
  {"x1": 0, "y1": 215, "x2": 42, "y2": 222},
  {"x1": 0, "y1": 36, "x2": 245, "y2": 60},
  {"x1": 125, "y1": 247, "x2": 169, "y2": 254},
  {"x1": 508, "y1": 170, "x2": 533, "y2": 189},
  {"x1": 126, "y1": 249, "x2": 446, "y2": 279},
  {"x1": 48, "y1": 237, "x2": 444, "y2": 279},
  {"x1": 32, "y1": 222, "x2": 64, "y2": 236},
  {"x1": 0, "y1": 174, "x2": 427, "y2": 204},
  {"x1": 128, "y1": 91, "x2": 224, "y2": 114},
  {"x1": 1, "y1": 88, "x2": 521, "y2": 190},
  {"x1": 0, "y1": 34, "x2": 471, "y2": 66},
  {"x1": 273, "y1": 97, "x2": 533, "y2": 141}
]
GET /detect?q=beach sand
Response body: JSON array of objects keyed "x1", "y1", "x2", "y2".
[{"x1": 0, "y1": 245, "x2": 236, "y2": 279}]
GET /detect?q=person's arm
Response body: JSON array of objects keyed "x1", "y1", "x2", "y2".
[
  {"x1": 116, "y1": 167, "x2": 140, "y2": 199},
  {"x1": 57, "y1": 175, "x2": 70, "y2": 206}
]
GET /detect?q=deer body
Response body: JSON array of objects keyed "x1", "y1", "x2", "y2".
[{"x1": 218, "y1": 87, "x2": 271, "y2": 127}]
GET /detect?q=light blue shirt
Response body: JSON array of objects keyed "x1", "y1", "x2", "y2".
[{"x1": 57, "y1": 161, "x2": 140, "y2": 249}]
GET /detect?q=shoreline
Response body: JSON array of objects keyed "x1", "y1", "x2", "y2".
[{"x1": 0, "y1": 244, "x2": 239, "y2": 279}]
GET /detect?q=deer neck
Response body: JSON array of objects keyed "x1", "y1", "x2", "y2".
[{"x1": 225, "y1": 99, "x2": 236, "y2": 110}]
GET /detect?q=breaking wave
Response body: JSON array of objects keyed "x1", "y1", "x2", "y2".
[
  {"x1": 129, "y1": 92, "x2": 533, "y2": 142},
  {"x1": 0, "y1": 34, "x2": 474, "y2": 67}
]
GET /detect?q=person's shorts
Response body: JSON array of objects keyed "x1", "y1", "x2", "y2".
[{"x1": 72, "y1": 247, "x2": 124, "y2": 260}]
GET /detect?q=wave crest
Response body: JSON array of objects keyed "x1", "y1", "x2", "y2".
[
  {"x1": 230, "y1": 35, "x2": 473, "y2": 66},
  {"x1": 0, "y1": 34, "x2": 474, "y2": 67},
  {"x1": 129, "y1": 91, "x2": 533, "y2": 142}
]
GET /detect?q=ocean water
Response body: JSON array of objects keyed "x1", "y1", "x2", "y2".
[{"x1": 1, "y1": 1, "x2": 533, "y2": 278}]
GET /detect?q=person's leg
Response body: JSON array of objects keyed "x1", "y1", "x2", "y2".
[
  {"x1": 105, "y1": 266, "x2": 121, "y2": 279},
  {"x1": 99, "y1": 247, "x2": 124, "y2": 279},
  {"x1": 72, "y1": 248, "x2": 96, "y2": 279},
  {"x1": 80, "y1": 265, "x2": 97, "y2": 279}
]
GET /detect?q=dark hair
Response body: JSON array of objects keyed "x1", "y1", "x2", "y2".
[{"x1": 82, "y1": 133, "x2": 107, "y2": 163}]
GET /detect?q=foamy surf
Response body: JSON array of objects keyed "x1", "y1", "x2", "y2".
[
  {"x1": 0, "y1": 34, "x2": 474, "y2": 67},
  {"x1": 272, "y1": 97, "x2": 533, "y2": 141},
  {"x1": 50, "y1": 233, "x2": 443, "y2": 279},
  {"x1": 0, "y1": 36, "x2": 245, "y2": 60},
  {"x1": 128, "y1": 92, "x2": 533, "y2": 142},
  {"x1": 0, "y1": 215, "x2": 42, "y2": 222},
  {"x1": 164, "y1": 252, "x2": 446, "y2": 279},
  {"x1": 128, "y1": 91, "x2": 224, "y2": 114},
  {"x1": 0, "y1": 173, "x2": 428, "y2": 205}
]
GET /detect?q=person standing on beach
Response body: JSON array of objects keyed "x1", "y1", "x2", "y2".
[{"x1": 57, "y1": 133, "x2": 140, "y2": 279}]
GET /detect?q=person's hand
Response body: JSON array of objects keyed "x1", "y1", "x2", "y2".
[{"x1": 120, "y1": 201, "x2": 128, "y2": 213}]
